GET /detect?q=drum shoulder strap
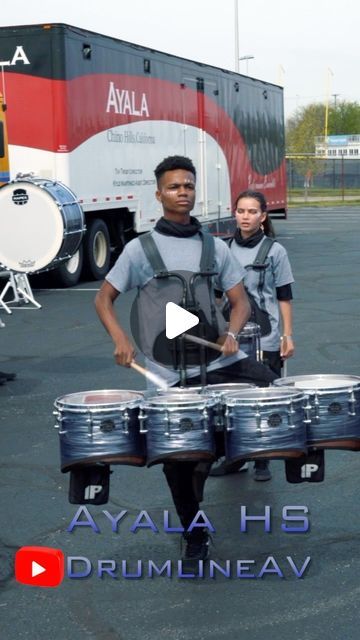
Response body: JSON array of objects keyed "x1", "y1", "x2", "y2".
[
  {"x1": 199, "y1": 231, "x2": 216, "y2": 273},
  {"x1": 244, "y1": 237, "x2": 275, "y2": 311},
  {"x1": 139, "y1": 231, "x2": 215, "y2": 275},
  {"x1": 139, "y1": 233, "x2": 168, "y2": 276},
  {"x1": 251, "y1": 237, "x2": 275, "y2": 268}
]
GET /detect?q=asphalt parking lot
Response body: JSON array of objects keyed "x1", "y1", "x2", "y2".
[{"x1": 1, "y1": 206, "x2": 360, "y2": 640}]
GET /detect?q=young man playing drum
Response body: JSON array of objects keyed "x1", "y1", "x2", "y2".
[{"x1": 95, "y1": 155, "x2": 276, "y2": 570}]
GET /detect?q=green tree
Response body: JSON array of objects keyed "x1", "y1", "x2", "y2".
[
  {"x1": 328, "y1": 101, "x2": 360, "y2": 135},
  {"x1": 286, "y1": 103, "x2": 325, "y2": 155},
  {"x1": 286, "y1": 100, "x2": 360, "y2": 154},
  {"x1": 286, "y1": 100, "x2": 360, "y2": 197},
  {"x1": 286, "y1": 103, "x2": 325, "y2": 189}
]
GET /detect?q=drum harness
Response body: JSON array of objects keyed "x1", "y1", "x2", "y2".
[
  {"x1": 225, "y1": 236, "x2": 275, "y2": 336},
  {"x1": 137, "y1": 232, "x2": 220, "y2": 386}
]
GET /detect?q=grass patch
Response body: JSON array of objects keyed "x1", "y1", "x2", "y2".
[
  {"x1": 288, "y1": 188, "x2": 360, "y2": 197},
  {"x1": 288, "y1": 199, "x2": 360, "y2": 208}
]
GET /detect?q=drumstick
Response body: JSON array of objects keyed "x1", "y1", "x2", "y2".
[
  {"x1": 282, "y1": 358, "x2": 288, "y2": 378},
  {"x1": 130, "y1": 361, "x2": 168, "y2": 391},
  {"x1": 182, "y1": 333, "x2": 224, "y2": 352}
]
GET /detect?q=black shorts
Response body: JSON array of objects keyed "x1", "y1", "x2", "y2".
[
  {"x1": 262, "y1": 350, "x2": 282, "y2": 378},
  {"x1": 187, "y1": 356, "x2": 277, "y2": 388}
]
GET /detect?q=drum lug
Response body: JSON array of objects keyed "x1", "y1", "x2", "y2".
[
  {"x1": 164, "y1": 410, "x2": 171, "y2": 437},
  {"x1": 201, "y1": 408, "x2": 209, "y2": 433},
  {"x1": 255, "y1": 404, "x2": 262, "y2": 432},
  {"x1": 53, "y1": 410, "x2": 62, "y2": 430},
  {"x1": 303, "y1": 400, "x2": 312, "y2": 424},
  {"x1": 348, "y1": 390, "x2": 356, "y2": 416},
  {"x1": 122, "y1": 409, "x2": 130, "y2": 435},
  {"x1": 224, "y1": 406, "x2": 234, "y2": 431},
  {"x1": 86, "y1": 413, "x2": 94, "y2": 437},
  {"x1": 138, "y1": 409, "x2": 148, "y2": 434},
  {"x1": 313, "y1": 392, "x2": 320, "y2": 423},
  {"x1": 214, "y1": 404, "x2": 223, "y2": 430},
  {"x1": 287, "y1": 400, "x2": 295, "y2": 428}
]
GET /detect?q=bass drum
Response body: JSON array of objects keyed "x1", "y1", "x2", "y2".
[{"x1": 0, "y1": 179, "x2": 85, "y2": 273}]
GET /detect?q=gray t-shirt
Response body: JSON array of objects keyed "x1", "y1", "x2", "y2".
[
  {"x1": 230, "y1": 238, "x2": 294, "y2": 351},
  {"x1": 106, "y1": 230, "x2": 248, "y2": 386}
]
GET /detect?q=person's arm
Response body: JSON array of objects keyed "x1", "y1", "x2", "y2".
[
  {"x1": 279, "y1": 299, "x2": 295, "y2": 358},
  {"x1": 217, "y1": 282, "x2": 251, "y2": 356},
  {"x1": 95, "y1": 281, "x2": 136, "y2": 366}
]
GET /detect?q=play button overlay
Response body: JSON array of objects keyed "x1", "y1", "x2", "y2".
[
  {"x1": 15, "y1": 546, "x2": 64, "y2": 587},
  {"x1": 32, "y1": 561, "x2": 46, "y2": 577},
  {"x1": 166, "y1": 302, "x2": 199, "y2": 339}
]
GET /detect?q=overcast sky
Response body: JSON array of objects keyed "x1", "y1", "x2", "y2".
[{"x1": 1, "y1": 0, "x2": 358, "y2": 120}]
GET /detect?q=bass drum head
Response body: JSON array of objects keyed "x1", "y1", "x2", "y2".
[{"x1": 0, "y1": 181, "x2": 64, "y2": 272}]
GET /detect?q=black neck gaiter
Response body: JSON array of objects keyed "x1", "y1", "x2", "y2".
[
  {"x1": 233, "y1": 227, "x2": 264, "y2": 248},
  {"x1": 154, "y1": 216, "x2": 202, "y2": 238}
]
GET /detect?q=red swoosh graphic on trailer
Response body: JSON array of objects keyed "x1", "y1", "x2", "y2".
[{"x1": 4, "y1": 73, "x2": 285, "y2": 203}]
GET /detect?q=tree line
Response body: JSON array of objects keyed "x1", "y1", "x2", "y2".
[{"x1": 286, "y1": 101, "x2": 360, "y2": 178}]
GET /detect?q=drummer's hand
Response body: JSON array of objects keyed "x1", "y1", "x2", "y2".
[
  {"x1": 280, "y1": 336, "x2": 295, "y2": 359},
  {"x1": 113, "y1": 336, "x2": 136, "y2": 367},
  {"x1": 217, "y1": 334, "x2": 239, "y2": 356}
]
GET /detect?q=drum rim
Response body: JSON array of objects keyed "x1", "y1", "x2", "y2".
[
  {"x1": 224, "y1": 386, "x2": 305, "y2": 405},
  {"x1": 156, "y1": 386, "x2": 203, "y2": 395},
  {"x1": 203, "y1": 382, "x2": 256, "y2": 394},
  {"x1": 273, "y1": 374, "x2": 360, "y2": 392},
  {"x1": 143, "y1": 393, "x2": 217, "y2": 408},
  {"x1": 54, "y1": 389, "x2": 144, "y2": 411}
]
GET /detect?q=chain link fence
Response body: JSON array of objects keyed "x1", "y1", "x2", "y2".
[{"x1": 286, "y1": 156, "x2": 360, "y2": 203}]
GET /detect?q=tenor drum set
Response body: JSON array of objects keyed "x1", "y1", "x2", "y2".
[{"x1": 53, "y1": 374, "x2": 360, "y2": 477}]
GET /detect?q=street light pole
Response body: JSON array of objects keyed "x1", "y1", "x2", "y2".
[
  {"x1": 234, "y1": 0, "x2": 239, "y2": 72},
  {"x1": 324, "y1": 67, "x2": 334, "y2": 140},
  {"x1": 234, "y1": 2, "x2": 254, "y2": 75},
  {"x1": 239, "y1": 55, "x2": 255, "y2": 76}
]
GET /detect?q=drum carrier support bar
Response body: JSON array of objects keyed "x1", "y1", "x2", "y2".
[{"x1": 139, "y1": 232, "x2": 218, "y2": 386}]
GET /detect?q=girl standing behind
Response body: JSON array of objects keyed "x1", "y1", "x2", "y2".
[
  {"x1": 211, "y1": 189, "x2": 295, "y2": 481},
  {"x1": 233, "y1": 189, "x2": 294, "y2": 376}
]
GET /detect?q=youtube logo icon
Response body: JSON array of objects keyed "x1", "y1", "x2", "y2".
[{"x1": 15, "y1": 546, "x2": 64, "y2": 587}]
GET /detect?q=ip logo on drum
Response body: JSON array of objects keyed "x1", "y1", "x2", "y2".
[
  {"x1": 301, "y1": 464, "x2": 319, "y2": 479},
  {"x1": 84, "y1": 485, "x2": 103, "y2": 500}
]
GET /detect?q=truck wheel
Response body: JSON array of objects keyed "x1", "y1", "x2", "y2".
[
  {"x1": 83, "y1": 219, "x2": 111, "y2": 280},
  {"x1": 52, "y1": 245, "x2": 84, "y2": 287}
]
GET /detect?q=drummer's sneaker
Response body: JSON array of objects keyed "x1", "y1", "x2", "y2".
[
  {"x1": 209, "y1": 458, "x2": 249, "y2": 477},
  {"x1": 253, "y1": 460, "x2": 272, "y2": 481},
  {"x1": 182, "y1": 530, "x2": 209, "y2": 573}
]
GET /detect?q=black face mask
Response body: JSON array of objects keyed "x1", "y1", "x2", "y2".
[
  {"x1": 233, "y1": 227, "x2": 264, "y2": 247},
  {"x1": 154, "y1": 216, "x2": 202, "y2": 238}
]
